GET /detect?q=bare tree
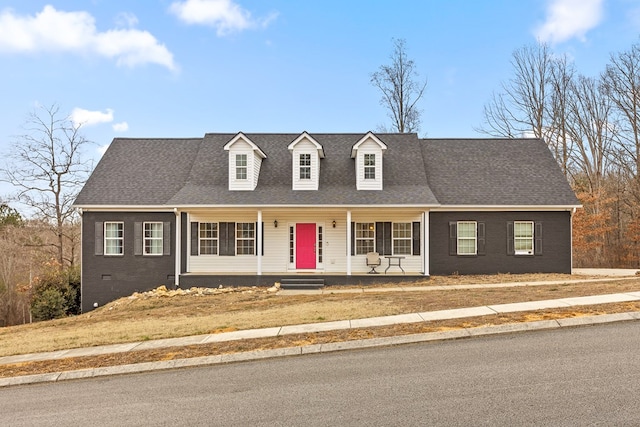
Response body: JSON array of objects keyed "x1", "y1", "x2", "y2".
[
  {"x1": 547, "y1": 55, "x2": 576, "y2": 176},
  {"x1": 0, "y1": 104, "x2": 91, "y2": 268},
  {"x1": 371, "y1": 38, "x2": 428, "y2": 133}
]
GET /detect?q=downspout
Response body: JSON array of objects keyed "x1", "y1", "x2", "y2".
[
  {"x1": 174, "y1": 208, "x2": 180, "y2": 288},
  {"x1": 346, "y1": 210, "x2": 352, "y2": 275}
]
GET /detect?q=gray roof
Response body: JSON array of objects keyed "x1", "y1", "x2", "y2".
[{"x1": 74, "y1": 133, "x2": 579, "y2": 208}]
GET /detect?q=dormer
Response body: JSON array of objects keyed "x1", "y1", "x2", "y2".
[
  {"x1": 223, "y1": 132, "x2": 267, "y2": 191},
  {"x1": 288, "y1": 132, "x2": 325, "y2": 191},
  {"x1": 351, "y1": 132, "x2": 387, "y2": 190}
]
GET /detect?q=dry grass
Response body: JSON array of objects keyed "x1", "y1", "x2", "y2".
[{"x1": 2, "y1": 273, "x2": 640, "y2": 378}]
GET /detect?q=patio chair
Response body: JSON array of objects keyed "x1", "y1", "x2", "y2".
[{"x1": 366, "y1": 252, "x2": 381, "y2": 274}]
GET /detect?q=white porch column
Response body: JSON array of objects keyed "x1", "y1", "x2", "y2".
[
  {"x1": 175, "y1": 209, "x2": 181, "y2": 287},
  {"x1": 423, "y1": 211, "x2": 429, "y2": 276},
  {"x1": 257, "y1": 210, "x2": 263, "y2": 275},
  {"x1": 346, "y1": 210, "x2": 352, "y2": 275}
]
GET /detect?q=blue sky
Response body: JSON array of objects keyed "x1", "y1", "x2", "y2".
[{"x1": 0, "y1": 0, "x2": 639, "y2": 166}]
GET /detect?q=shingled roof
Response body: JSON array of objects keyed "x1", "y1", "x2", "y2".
[{"x1": 74, "y1": 133, "x2": 579, "y2": 208}]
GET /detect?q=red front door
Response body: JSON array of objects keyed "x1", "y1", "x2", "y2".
[{"x1": 296, "y1": 223, "x2": 316, "y2": 269}]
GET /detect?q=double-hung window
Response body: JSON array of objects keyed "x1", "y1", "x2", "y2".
[
  {"x1": 299, "y1": 154, "x2": 311, "y2": 180},
  {"x1": 514, "y1": 221, "x2": 534, "y2": 255},
  {"x1": 457, "y1": 221, "x2": 477, "y2": 255},
  {"x1": 236, "y1": 154, "x2": 247, "y2": 180},
  {"x1": 236, "y1": 222, "x2": 255, "y2": 255},
  {"x1": 364, "y1": 154, "x2": 375, "y2": 179},
  {"x1": 393, "y1": 222, "x2": 412, "y2": 255},
  {"x1": 104, "y1": 222, "x2": 124, "y2": 255},
  {"x1": 143, "y1": 222, "x2": 163, "y2": 255},
  {"x1": 355, "y1": 222, "x2": 375, "y2": 255},
  {"x1": 199, "y1": 222, "x2": 218, "y2": 255}
]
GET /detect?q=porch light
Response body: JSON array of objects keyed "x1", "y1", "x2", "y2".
[
  {"x1": 274, "y1": 220, "x2": 278, "y2": 228},
  {"x1": 332, "y1": 220, "x2": 336, "y2": 228}
]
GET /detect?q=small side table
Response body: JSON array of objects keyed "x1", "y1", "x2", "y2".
[{"x1": 384, "y1": 256, "x2": 405, "y2": 274}]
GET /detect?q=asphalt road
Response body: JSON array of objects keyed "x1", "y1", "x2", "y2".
[{"x1": 4, "y1": 322, "x2": 640, "y2": 426}]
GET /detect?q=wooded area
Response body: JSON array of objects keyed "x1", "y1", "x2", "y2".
[{"x1": 478, "y1": 41, "x2": 640, "y2": 269}]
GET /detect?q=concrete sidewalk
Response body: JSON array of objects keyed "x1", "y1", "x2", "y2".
[{"x1": 2, "y1": 285, "x2": 640, "y2": 387}]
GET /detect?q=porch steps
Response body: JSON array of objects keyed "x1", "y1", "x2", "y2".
[{"x1": 279, "y1": 278, "x2": 325, "y2": 290}]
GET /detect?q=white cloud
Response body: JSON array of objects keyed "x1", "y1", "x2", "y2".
[
  {"x1": 112, "y1": 121, "x2": 129, "y2": 132},
  {"x1": 535, "y1": 0, "x2": 604, "y2": 44},
  {"x1": 0, "y1": 5, "x2": 176, "y2": 70},
  {"x1": 71, "y1": 108, "x2": 114, "y2": 128},
  {"x1": 169, "y1": 0, "x2": 277, "y2": 36}
]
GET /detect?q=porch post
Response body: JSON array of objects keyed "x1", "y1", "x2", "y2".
[
  {"x1": 423, "y1": 211, "x2": 429, "y2": 276},
  {"x1": 175, "y1": 209, "x2": 181, "y2": 287},
  {"x1": 346, "y1": 210, "x2": 352, "y2": 275},
  {"x1": 257, "y1": 210, "x2": 262, "y2": 275}
]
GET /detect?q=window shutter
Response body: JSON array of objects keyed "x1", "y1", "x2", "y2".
[
  {"x1": 375, "y1": 222, "x2": 392, "y2": 255},
  {"x1": 134, "y1": 222, "x2": 142, "y2": 256},
  {"x1": 190, "y1": 222, "x2": 199, "y2": 256},
  {"x1": 95, "y1": 222, "x2": 104, "y2": 255},
  {"x1": 449, "y1": 222, "x2": 457, "y2": 256},
  {"x1": 477, "y1": 222, "x2": 486, "y2": 256},
  {"x1": 163, "y1": 222, "x2": 171, "y2": 256},
  {"x1": 220, "y1": 222, "x2": 236, "y2": 256},
  {"x1": 534, "y1": 222, "x2": 543, "y2": 255},
  {"x1": 350, "y1": 222, "x2": 355, "y2": 256},
  {"x1": 412, "y1": 222, "x2": 421, "y2": 255},
  {"x1": 506, "y1": 222, "x2": 514, "y2": 255},
  {"x1": 261, "y1": 222, "x2": 264, "y2": 256}
]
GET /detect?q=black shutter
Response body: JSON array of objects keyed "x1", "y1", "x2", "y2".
[
  {"x1": 261, "y1": 222, "x2": 264, "y2": 256},
  {"x1": 95, "y1": 222, "x2": 104, "y2": 255},
  {"x1": 506, "y1": 222, "x2": 514, "y2": 255},
  {"x1": 534, "y1": 222, "x2": 543, "y2": 255},
  {"x1": 134, "y1": 222, "x2": 142, "y2": 256},
  {"x1": 375, "y1": 222, "x2": 392, "y2": 255},
  {"x1": 220, "y1": 222, "x2": 236, "y2": 256},
  {"x1": 412, "y1": 222, "x2": 421, "y2": 255},
  {"x1": 190, "y1": 222, "x2": 199, "y2": 256},
  {"x1": 477, "y1": 222, "x2": 486, "y2": 256},
  {"x1": 163, "y1": 222, "x2": 171, "y2": 256},
  {"x1": 351, "y1": 222, "x2": 355, "y2": 256},
  {"x1": 449, "y1": 222, "x2": 457, "y2": 256}
]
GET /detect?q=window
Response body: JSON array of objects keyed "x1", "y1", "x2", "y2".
[
  {"x1": 364, "y1": 153, "x2": 375, "y2": 179},
  {"x1": 289, "y1": 226, "x2": 294, "y2": 263},
  {"x1": 143, "y1": 222, "x2": 163, "y2": 255},
  {"x1": 104, "y1": 222, "x2": 124, "y2": 255},
  {"x1": 393, "y1": 223, "x2": 412, "y2": 255},
  {"x1": 199, "y1": 222, "x2": 218, "y2": 255},
  {"x1": 318, "y1": 226, "x2": 323, "y2": 263},
  {"x1": 299, "y1": 153, "x2": 311, "y2": 180},
  {"x1": 236, "y1": 154, "x2": 247, "y2": 180},
  {"x1": 457, "y1": 221, "x2": 477, "y2": 255},
  {"x1": 236, "y1": 222, "x2": 255, "y2": 255},
  {"x1": 355, "y1": 222, "x2": 375, "y2": 255},
  {"x1": 514, "y1": 221, "x2": 534, "y2": 255}
]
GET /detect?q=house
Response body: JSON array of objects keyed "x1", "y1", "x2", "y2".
[{"x1": 74, "y1": 132, "x2": 580, "y2": 312}]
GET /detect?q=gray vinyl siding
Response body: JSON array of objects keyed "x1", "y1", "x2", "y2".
[
  {"x1": 429, "y1": 211, "x2": 572, "y2": 275},
  {"x1": 81, "y1": 211, "x2": 176, "y2": 312}
]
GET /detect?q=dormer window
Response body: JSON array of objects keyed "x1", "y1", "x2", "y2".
[
  {"x1": 299, "y1": 154, "x2": 311, "y2": 180},
  {"x1": 236, "y1": 154, "x2": 247, "y2": 180},
  {"x1": 364, "y1": 154, "x2": 376, "y2": 179},
  {"x1": 224, "y1": 132, "x2": 267, "y2": 191},
  {"x1": 288, "y1": 132, "x2": 325, "y2": 191},
  {"x1": 351, "y1": 132, "x2": 387, "y2": 190}
]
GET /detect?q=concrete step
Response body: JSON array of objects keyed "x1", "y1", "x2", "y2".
[{"x1": 280, "y1": 278, "x2": 325, "y2": 289}]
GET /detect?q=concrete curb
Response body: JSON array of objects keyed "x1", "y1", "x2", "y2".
[{"x1": 2, "y1": 311, "x2": 639, "y2": 389}]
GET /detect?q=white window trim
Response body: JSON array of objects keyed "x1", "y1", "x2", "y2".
[
  {"x1": 104, "y1": 221, "x2": 124, "y2": 256},
  {"x1": 364, "y1": 153, "x2": 376, "y2": 180},
  {"x1": 299, "y1": 153, "x2": 311, "y2": 180},
  {"x1": 199, "y1": 222, "x2": 218, "y2": 256},
  {"x1": 235, "y1": 154, "x2": 248, "y2": 181},
  {"x1": 143, "y1": 222, "x2": 163, "y2": 256},
  {"x1": 457, "y1": 221, "x2": 477, "y2": 256},
  {"x1": 392, "y1": 222, "x2": 412, "y2": 255},
  {"x1": 355, "y1": 222, "x2": 375, "y2": 255},
  {"x1": 236, "y1": 222, "x2": 255, "y2": 256},
  {"x1": 514, "y1": 221, "x2": 534, "y2": 255}
]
